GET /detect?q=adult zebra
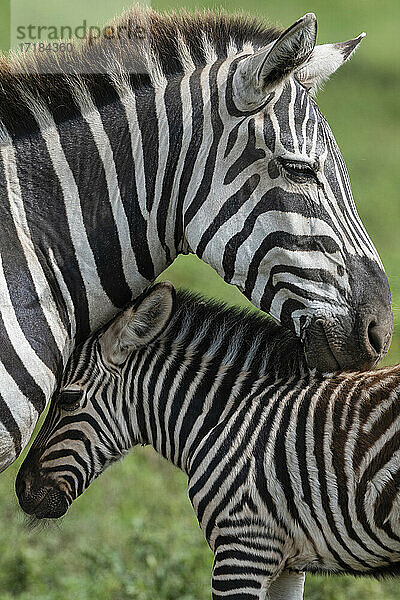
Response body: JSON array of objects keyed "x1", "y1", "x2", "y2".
[
  {"x1": 0, "y1": 8, "x2": 393, "y2": 470},
  {"x1": 17, "y1": 282, "x2": 400, "y2": 599}
]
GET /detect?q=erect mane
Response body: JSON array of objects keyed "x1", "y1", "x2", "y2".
[
  {"x1": 0, "y1": 7, "x2": 280, "y2": 138},
  {"x1": 163, "y1": 290, "x2": 307, "y2": 381}
]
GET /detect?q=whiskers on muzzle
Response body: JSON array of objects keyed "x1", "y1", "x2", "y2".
[{"x1": 24, "y1": 513, "x2": 65, "y2": 532}]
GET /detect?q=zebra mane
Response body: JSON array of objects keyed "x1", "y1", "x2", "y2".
[
  {"x1": 157, "y1": 290, "x2": 306, "y2": 381},
  {"x1": 0, "y1": 7, "x2": 280, "y2": 138}
]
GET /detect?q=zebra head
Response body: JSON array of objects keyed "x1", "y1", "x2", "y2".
[
  {"x1": 15, "y1": 284, "x2": 176, "y2": 518},
  {"x1": 184, "y1": 13, "x2": 392, "y2": 372}
]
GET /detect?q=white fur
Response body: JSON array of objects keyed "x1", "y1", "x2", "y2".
[{"x1": 296, "y1": 34, "x2": 366, "y2": 94}]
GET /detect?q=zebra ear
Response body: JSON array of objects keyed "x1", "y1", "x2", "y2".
[
  {"x1": 233, "y1": 13, "x2": 317, "y2": 110},
  {"x1": 295, "y1": 33, "x2": 366, "y2": 94},
  {"x1": 100, "y1": 282, "x2": 176, "y2": 366}
]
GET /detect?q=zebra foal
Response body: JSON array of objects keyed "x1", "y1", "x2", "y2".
[{"x1": 17, "y1": 283, "x2": 400, "y2": 598}]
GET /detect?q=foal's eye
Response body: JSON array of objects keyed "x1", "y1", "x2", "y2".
[
  {"x1": 58, "y1": 389, "x2": 84, "y2": 412},
  {"x1": 278, "y1": 158, "x2": 318, "y2": 183}
]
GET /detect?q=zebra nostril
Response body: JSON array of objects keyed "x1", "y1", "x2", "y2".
[{"x1": 367, "y1": 320, "x2": 385, "y2": 356}]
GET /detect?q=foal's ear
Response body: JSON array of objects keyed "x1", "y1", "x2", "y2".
[
  {"x1": 295, "y1": 33, "x2": 366, "y2": 94},
  {"x1": 100, "y1": 282, "x2": 176, "y2": 366}
]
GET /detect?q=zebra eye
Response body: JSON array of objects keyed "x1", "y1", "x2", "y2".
[
  {"x1": 58, "y1": 389, "x2": 83, "y2": 412},
  {"x1": 279, "y1": 158, "x2": 317, "y2": 182}
]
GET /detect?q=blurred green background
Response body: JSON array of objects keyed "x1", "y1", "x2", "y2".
[{"x1": 0, "y1": 1, "x2": 399, "y2": 599}]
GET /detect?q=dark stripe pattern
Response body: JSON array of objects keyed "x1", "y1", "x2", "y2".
[
  {"x1": 18, "y1": 290, "x2": 400, "y2": 598},
  {"x1": 0, "y1": 9, "x2": 390, "y2": 474}
]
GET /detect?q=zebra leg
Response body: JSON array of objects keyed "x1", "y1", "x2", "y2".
[
  {"x1": 211, "y1": 542, "x2": 284, "y2": 599},
  {"x1": 267, "y1": 571, "x2": 305, "y2": 600}
]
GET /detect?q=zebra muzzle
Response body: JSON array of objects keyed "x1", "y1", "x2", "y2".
[{"x1": 16, "y1": 463, "x2": 69, "y2": 519}]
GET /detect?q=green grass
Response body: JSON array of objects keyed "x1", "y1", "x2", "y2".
[{"x1": 0, "y1": 1, "x2": 400, "y2": 598}]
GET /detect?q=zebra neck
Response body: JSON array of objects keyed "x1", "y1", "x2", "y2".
[
  {"x1": 11, "y1": 82, "x2": 189, "y2": 344},
  {"x1": 125, "y1": 75, "x2": 189, "y2": 262},
  {"x1": 127, "y1": 297, "x2": 306, "y2": 473},
  {"x1": 128, "y1": 342, "x2": 268, "y2": 474}
]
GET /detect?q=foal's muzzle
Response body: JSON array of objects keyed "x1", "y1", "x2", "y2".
[{"x1": 16, "y1": 453, "x2": 69, "y2": 519}]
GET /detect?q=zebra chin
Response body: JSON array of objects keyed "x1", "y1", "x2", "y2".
[
  {"x1": 302, "y1": 315, "x2": 392, "y2": 373},
  {"x1": 252, "y1": 256, "x2": 393, "y2": 372}
]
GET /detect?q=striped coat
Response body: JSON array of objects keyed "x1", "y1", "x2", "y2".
[
  {"x1": 0, "y1": 8, "x2": 392, "y2": 470},
  {"x1": 17, "y1": 283, "x2": 400, "y2": 599}
]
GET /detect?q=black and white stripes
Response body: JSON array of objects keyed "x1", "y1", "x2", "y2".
[
  {"x1": 0, "y1": 8, "x2": 392, "y2": 469},
  {"x1": 17, "y1": 283, "x2": 400, "y2": 599}
]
